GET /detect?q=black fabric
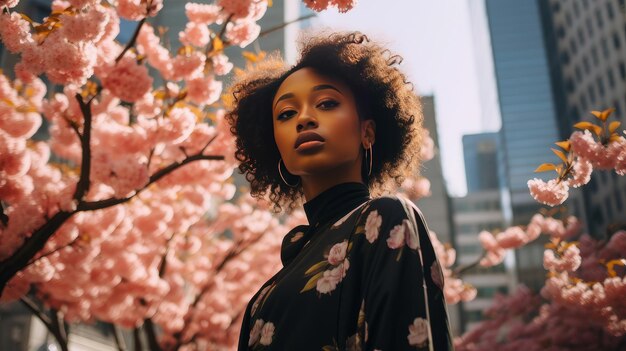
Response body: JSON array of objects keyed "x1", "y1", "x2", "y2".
[
  {"x1": 281, "y1": 182, "x2": 371, "y2": 267},
  {"x1": 237, "y1": 189, "x2": 454, "y2": 351}
]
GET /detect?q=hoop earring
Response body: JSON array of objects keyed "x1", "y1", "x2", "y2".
[
  {"x1": 278, "y1": 158, "x2": 300, "y2": 187},
  {"x1": 364, "y1": 143, "x2": 373, "y2": 177}
]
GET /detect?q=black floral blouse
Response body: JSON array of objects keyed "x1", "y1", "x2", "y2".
[{"x1": 237, "y1": 182, "x2": 453, "y2": 350}]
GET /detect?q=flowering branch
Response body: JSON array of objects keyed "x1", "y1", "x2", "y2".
[{"x1": 115, "y1": 17, "x2": 147, "y2": 63}]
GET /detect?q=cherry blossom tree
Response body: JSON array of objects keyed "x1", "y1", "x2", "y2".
[
  {"x1": 0, "y1": 0, "x2": 373, "y2": 350},
  {"x1": 452, "y1": 108, "x2": 626, "y2": 350}
]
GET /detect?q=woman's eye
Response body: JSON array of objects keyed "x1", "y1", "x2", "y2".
[
  {"x1": 277, "y1": 110, "x2": 297, "y2": 120},
  {"x1": 317, "y1": 100, "x2": 339, "y2": 109}
]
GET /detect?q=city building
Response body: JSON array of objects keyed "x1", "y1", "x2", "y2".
[
  {"x1": 538, "y1": 0, "x2": 626, "y2": 235},
  {"x1": 449, "y1": 132, "x2": 516, "y2": 332}
]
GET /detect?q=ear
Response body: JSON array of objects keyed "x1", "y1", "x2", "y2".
[{"x1": 361, "y1": 119, "x2": 376, "y2": 147}]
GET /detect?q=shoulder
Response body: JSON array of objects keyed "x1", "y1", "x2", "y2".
[{"x1": 358, "y1": 194, "x2": 421, "y2": 225}]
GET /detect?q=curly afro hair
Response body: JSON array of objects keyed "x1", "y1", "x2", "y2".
[{"x1": 225, "y1": 30, "x2": 426, "y2": 213}]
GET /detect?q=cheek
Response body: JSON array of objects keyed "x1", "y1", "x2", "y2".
[{"x1": 273, "y1": 125, "x2": 291, "y2": 154}]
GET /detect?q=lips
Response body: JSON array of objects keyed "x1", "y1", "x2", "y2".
[{"x1": 294, "y1": 131, "x2": 325, "y2": 149}]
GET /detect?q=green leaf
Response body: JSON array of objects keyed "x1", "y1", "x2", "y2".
[
  {"x1": 534, "y1": 163, "x2": 557, "y2": 173},
  {"x1": 300, "y1": 271, "x2": 324, "y2": 293},
  {"x1": 304, "y1": 261, "x2": 328, "y2": 276}
]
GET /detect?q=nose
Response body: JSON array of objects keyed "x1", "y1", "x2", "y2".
[{"x1": 296, "y1": 108, "x2": 318, "y2": 132}]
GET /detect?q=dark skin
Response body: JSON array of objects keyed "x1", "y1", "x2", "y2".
[{"x1": 272, "y1": 67, "x2": 376, "y2": 201}]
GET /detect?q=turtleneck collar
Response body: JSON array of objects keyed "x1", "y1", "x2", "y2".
[
  {"x1": 302, "y1": 181, "x2": 371, "y2": 229},
  {"x1": 280, "y1": 181, "x2": 371, "y2": 267}
]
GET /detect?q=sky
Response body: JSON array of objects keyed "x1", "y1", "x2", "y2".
[{"x1": 316, "y1": 0, "x2": 496, "y2": 197}]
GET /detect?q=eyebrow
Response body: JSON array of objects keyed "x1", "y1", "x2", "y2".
[{"x1": 273, "y1": 84, "x2": 343, "y2": 110}]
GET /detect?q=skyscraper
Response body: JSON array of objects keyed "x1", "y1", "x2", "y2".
[
  {"x1": 538, "y1": 0, "x2": 626, "y2": 235},
  {"x1": 452, "y1": 132, "x2": 516, "y2": 332}
]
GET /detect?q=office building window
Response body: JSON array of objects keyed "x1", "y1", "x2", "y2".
[
  {"x1": 566, "y1": 12, "x2": 572, "y2": 27},
  {"x1": 583, "y1": 56, "x2": 590, "y2": 73},
  {"x1": 619, "y1": 62, "x2": 626, "y2": 79},
  {"x1": 552, "y1": 2, "x2": 561, "y2": 12},
  {"x1": 613, "y1": 32, "x2": 621, "y2": 49},
  {"x1": 557, "y1": 25, "x2": 565, "y2": 39},
  {"x1": 560, "y1": 51, "x2": 570, "y2": 65},
  {"x1": 606, "y1": 197, "x2": 615, "y2": 220},
  {"x1": 581, "y1": 93, "x2": 588, "y2": 108},
  {"x1": 616, "y1": 191, "x2": 624, "y2": 212},
  {"x1": 575, "y1": 65, "x2": 582, "y2": 83},
  {"x1": 608, "y1": 68, "x2": 615, "y2": 88},
  {"x1": 595, "y1": 8, "x2": 603, "y2": 28},
  {"x1": 573, "y1": 1, "x2": 580, "y2": 16},
  {"x1": 591, "y1": 45, "x2": 599, "y2": 65},
  {"x1": 578, "y1": 27, "x2": 584, "y2": 43},
  {"x1": 602, "y1": 38, "x2": 609, "y2": 56},
  {"x1": 597, "y1": 77, "x2": 605, "y2": 96},
  {"x1": 586, "y1": 17, "x2": 593, "y2": 36},
  {"x1": 607, "y1": 3, "x2": 614, "y2": 19},
  {"x1": 566, "y1": 78, "x2": 575, "y2": 93},
  {"x1": 570, "y1": 38, "x2": 577, "y2": 54}
]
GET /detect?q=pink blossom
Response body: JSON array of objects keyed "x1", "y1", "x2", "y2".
[
  {"x1": 60, "y1": 5, "x2": 109, "y2": 42},
  {"x1": 155, "y1": 106, "x2": 196, "y2": 144},
  {"x1": 543, "y1": 245, "x2": 581, "y2": 272},
  {"x1": 117, "y1": 0, "x2": 163, "y2": 20},
  {"x1": 0, "y1": 0, "x2": 19, "y2": 8},
  {"x1": 430, "y1": 261, "x2": 444, "y2": 290},
  {"x1": 137, "y1": 24, "x2": 173, "y2": 78},
  {"x1": 171, "y1": 52, "x2": 205, "y2": 81},
  {"x1": 211, "y1": 54, "x2": 233, "y2": 76},
  {"x1": 527, "y1": 178, "x2": 569, "y2": 206},
  {"x1": 0, "y1": 12, "x2": 34, "y2": 53},
  {"x1": 133, "y1": 92, "x2": 162, "y2": 118},
  {"x1": 186, "y1": 75, "x2": 222, "y2": 106},
  {"x1": 569, "y1": 158, "x2": 593, "y2": 188},
  {"x1": 66, "y1": 0, "x2": 99, "y2": 9},
  {"x1": 570, "y1": 130, "x2": 625, "y2": 170},
  {"x1": 479, "y1": 247, "x2": 506, "y2": 267},
  {"x1": 303, "y1": 0, "x2": 331, "y2": 12},
  {"x1": 496, "y1": 226, "x2": 528, "y2": 249},
  {"x1": 0, "y1": 110, "x2": 41, "y2": 139},
  {"x1": 478, "y1": 230, "x2": 499, "y2": 251},
  {"x1": 179, "y1": 22, "x2": 210, "y2": 47},
  {"x1": 400, "y1": 177, "x2": 431, "y2": 200},
  {"x1": 42, "y1": 31, "x2": 97, "y2": 85},
  {"x1": 420, "y1": 131, "x2": 435, "y2": 161},
  {"x1": 101, "y1": 56, "x2": 153, "y2": 102},
  {"x1": 327, "y1": 240, "x2": 348, "y2": 265},
  {"x1": 303, "y1": 0, "x2": 356, "y2": 13},
  {"x1": 225, "y1": 21, "x2": 261, "y2": 48},
  {"x1": 407, "y1": 317, "x2": 429, "y2": 347},
  {"x1": 185, "y1": 2, "x2": 223, "y2": 25},
  {"x1": 218, "y1": 0, "x2": 267, "y2": 21}
]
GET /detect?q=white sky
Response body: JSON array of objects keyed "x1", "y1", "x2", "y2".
[{"x1": 317, "y1": 0, "x2": 493, "y2": 196}]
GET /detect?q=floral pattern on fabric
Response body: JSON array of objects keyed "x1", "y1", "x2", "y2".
[
  {"x1": 301, "y1": 240, "x2": 352, "y2": 295},
  {"x1": 407, "y1": 317, "x2": 429, "y2": 348},
  {"x1": 249, "y1": 319, "x2": 275, "y2": 347},
  {"x1": 237, "y1": 195, "x2": 453, "y2": 350}
]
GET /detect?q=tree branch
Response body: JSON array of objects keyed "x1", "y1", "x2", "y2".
[
  {"x1": 73, "y1": 94, "x2": 93, "y2": 202},
  {"x1": 116, "y1": 18, "x2": 147, "y2": 63}
]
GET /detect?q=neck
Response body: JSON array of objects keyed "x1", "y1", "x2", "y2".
[{"x1": 300, "y1": 156, "x2": 365, "y2": 201}]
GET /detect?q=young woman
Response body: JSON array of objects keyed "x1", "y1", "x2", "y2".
[{"x1": 225, "y1": 31, "x2": 453, "y2": 351}]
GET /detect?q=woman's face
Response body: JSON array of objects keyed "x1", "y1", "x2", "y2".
[{"x1": 272, "y1": 67, "x2": 373, "y2": 182}]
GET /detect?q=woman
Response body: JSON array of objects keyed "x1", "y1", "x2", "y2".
[{"x1": 225, "y1": 31, "x2": 453, "y2": 351}]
